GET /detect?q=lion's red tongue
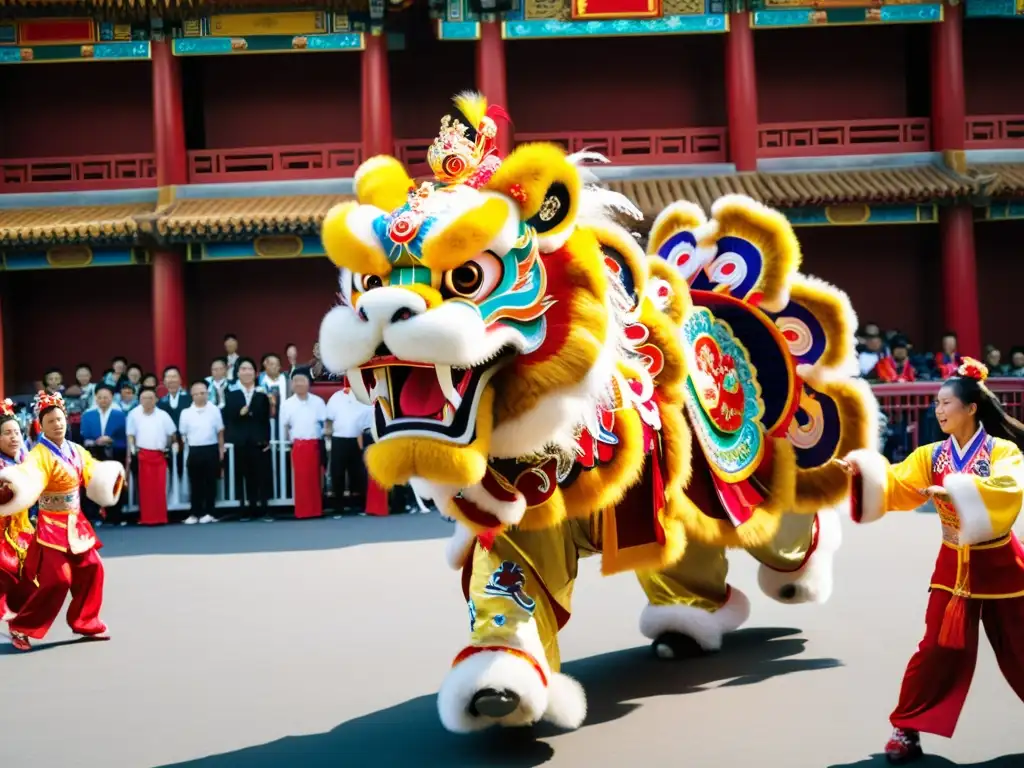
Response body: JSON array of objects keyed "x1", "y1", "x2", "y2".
[{"x1": 400, "y1": 368, "x2": 446, "y2": 418}]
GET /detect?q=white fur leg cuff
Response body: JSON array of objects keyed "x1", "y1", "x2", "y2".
[
  {"x1": 638, "y1": 587, "x2": 751, "y2": 652},
  {"x1": 0, "y1": 466, "x2": 43, "y2": 519},
  {"x1": 845, "y1": 449, "x2": 888, "y2": 524},
  {"x1": 943, "y1": 473, "x2": 995, "y2": 546},
  {"x1": 544, "y1": 673, "x2": 587, "y2": 730},
  {"x1": 445, "y1": 523, "x2": 477, "y2": 571},
  {"x1": 85, "y1": 460, "x2": 125, "y2": 508},
  {"x1": 757, "y1": 507, "x2": 842, "y2": 605}
]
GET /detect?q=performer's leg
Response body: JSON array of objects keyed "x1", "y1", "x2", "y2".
[
  {"x1": 8, "y1": 547, "x2": 73, "y2": 641},
  {"x1": 636, "y1": 537, "x2": 750, "y2": 657},
  {"x1": 981, "y1": 597, "x2": 1024, "y2": 703},
  {"x1": 752, "y1": 508, "x2": 842, "y2": 605},
  {"x1": 66, "y1": 549, "x2": 106, "y2": 636},
  {"x1": 437, "y1": 522, "x2": 587, "y2": 734},
  {"x1": 0, "y1": 570, "x2": 15, "y2": 618},
  {"x1": 187, "y1": 450, "x2": 203, "y2": 520},
  {"x1": 202, "y1": 447, "x2": 221, "y2": 515},
  {"x1": 234, "y1": 443, "x2": 251, "y2": 516},
  {"x1": 328, "y1": 437, "x2": 345, "y2": 512},
  {"x1": 889, "y1": 591, "x2": 982, "y2": 743}
]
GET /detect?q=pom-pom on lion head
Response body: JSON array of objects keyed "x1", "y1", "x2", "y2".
[{"x1": 318, "y1": 93, "x2": 627, "y2": 506}]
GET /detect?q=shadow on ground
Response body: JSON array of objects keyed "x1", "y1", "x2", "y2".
[
  {"x1": 161, "y1": 627, "x2": 839, "y2": 768},
  {"x1": 96, "y1": 514, "x2": 453, "y2": 558},
  {"x1": 830, "y1": 755, "x2": 1024, "y2": 767}
]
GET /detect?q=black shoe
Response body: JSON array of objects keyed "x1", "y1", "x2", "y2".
[
  {"x1": 651, "y1": 632, "x2": 707, "y2": 660},
  {"x1": 885, "y1": 728, "x2": 923, "y2": 764},
  {"x1": 468, "y1": 688, "x2": 520, "y2": 719}
]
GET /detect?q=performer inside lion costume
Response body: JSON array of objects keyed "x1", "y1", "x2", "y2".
[{"x1": 318, "y1": 93, "x2": 877, "y2": 734}]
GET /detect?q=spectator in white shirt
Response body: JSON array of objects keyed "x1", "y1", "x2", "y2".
[
  {"x1": 178, "y1": 380, "x2": 225, "y2": 525},
  {"x1": 126, "y1": 388, "x2": 177, "y2": 526},
  {"x1": 206, "y1": 357, "x2": 230, "y2": 410},
  {"x1": 325, "y1": 382, "x2": 373, "y2": 514},
  {"x1": 280, "y1": 369, "x2": 327, "y2": 519}
]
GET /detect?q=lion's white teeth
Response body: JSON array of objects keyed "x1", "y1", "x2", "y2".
[
  {"x1": 348, "y1": 368, "x2": 371, "y2": 404},
  {"x1": 436, "y1": 365, "x2": 462, "y2": 409}
]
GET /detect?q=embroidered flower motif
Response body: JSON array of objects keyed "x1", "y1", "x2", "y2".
[
  {"x1": 387, "y1": 209, "x2": 423, "y2": 245},
  {"x1": 508, "y1": 184, "x2": 528, "y2": 205}
]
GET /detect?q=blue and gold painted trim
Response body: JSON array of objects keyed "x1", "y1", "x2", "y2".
[
  {"x1": 501, "y1": 14, "x2": 728, "y2": 39},
  {"x1": 965, "y1": 0, "x2": 1023, "y2": 17},
  {"x1": 172, "y1": 32, "x2": 363, "y2": 56},
  {"x1": 752, "y1": 3, "x2": 942, "y2": 27},
  {"x1": 978, "y1": 201, "x2": 1024, "y2": 221},
  {"x1": 784, "y1": 204, "x2": 938, "y2": 227},
  {"x1": 1, "y1": 246, "x2": 148, "y2": 271},
  {"x1": 172, "y1": 11, "x2": 364, "y2": 56},
  {"x1": 0, "y1": 41, "x2": 150, "y2": 64},
  {"x1": 436, "y1": 20, "x2": 482, "y2": 40},
  {"x1": 187, "y1": 236, "x2": 324, "y2": 262}
]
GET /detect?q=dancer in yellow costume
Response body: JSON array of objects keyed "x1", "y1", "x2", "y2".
[{"x1": 317, "y1": 93, "x2": 877, "y2": 733}]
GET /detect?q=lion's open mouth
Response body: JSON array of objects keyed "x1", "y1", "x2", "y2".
[{"x1": 349, "y1": 345, "x2": 514, "y2": 445}]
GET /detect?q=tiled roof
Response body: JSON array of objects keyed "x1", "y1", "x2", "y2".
[
  {"x1": 0, "y1": 203, "x2": 149, "y2": 247},
  {"x1": 148, "y1": 194, "x2": 353, "y2": 242},
  {"x1": 969, "y1": 163, "x2": 1024, "y2": 198},
  {"x1": 607, "y1": 164, "x2": 976, "y2": 219}
]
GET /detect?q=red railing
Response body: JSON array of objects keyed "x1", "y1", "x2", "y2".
[
  {"x1": 0, "y1": 153, "x2": 156, "y2": 192},
  {"x1": 515, "y1": 127, "x2": 729, "y2": 165},
  {"x1": 873, "y1": 380, "x2": 1024, "y2": 451},
  {"x1": 965, "y1": 114, "x2": 1024, "y2": 150},
  {"x1": 187, "y1": 142, "x2": 365, "y2": 183},
  {"x1": 393, "y1": 138, "x2": 433, "y2": 179},
  {"x1": 758, "y1": 118, "x2": 931, "y2": 158}
]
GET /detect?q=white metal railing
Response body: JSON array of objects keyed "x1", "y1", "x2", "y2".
[{"x1": 122, "y1": 422, "x2": 325, "y2": 512}]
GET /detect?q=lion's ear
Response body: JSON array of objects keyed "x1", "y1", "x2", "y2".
[
  {"x1": 485, "y1": 142, "x2": 580, "y2": 252},
  {"x1": 354, "y1": 155, "x2": 414, "y2": 212}
]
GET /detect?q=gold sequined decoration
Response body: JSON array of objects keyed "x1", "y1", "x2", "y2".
[{"x1": 538, "y1": 195, "x2": 561, "y2": 222}]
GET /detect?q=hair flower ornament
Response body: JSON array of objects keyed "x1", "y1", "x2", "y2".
[
  {"x1": 958, "y1": 357, "x2": 989, "y2": 383},
  {"x1": 33, "y1": 390, "x2": 65, "y2": 417}
]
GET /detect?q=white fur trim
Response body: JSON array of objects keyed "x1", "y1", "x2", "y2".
[
  {"x1": 445, "y1": 523, "x2": 477, "y2": 571},
  {"x1": 85, "y1": 460, "x2": 125, "y2": 508},
  {"x1": 537, "y1": 228, "x2": 574, "y2": 255},
  {"x1": 943, "y1": 473, "x2": 996, "y2": 546},
  {"x1": 638, "y1": 587, "x2": 751, "y2": 652},
  {"x1": 460, "y1": 482, "x2": 526, "y2": 526},
  {"x1": 0, "y1": 466, "x2": 43, "y2": 519},
  {"x1": 757, "y1": 507, "x2": 842, "y2": 605},
  {"x1": 544, "y1": 673, "x2": 587, "y2": 730},
  {"x1": 845, "y1": 449, "x2": 888, "y2": 524},
  {"x1": 2, "y1": 609, "x2": 15, "y2": 622}
]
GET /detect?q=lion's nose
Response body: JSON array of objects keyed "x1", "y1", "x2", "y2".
[{"x1": 355, "y1": 288, "x2": 427, "y2": 327}]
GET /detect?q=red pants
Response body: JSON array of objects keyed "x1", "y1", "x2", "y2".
[
  {"x1": 9, "y1": 546, "x2": 105, "y2": 640},
  {"x1": 138, "y1": 449, "x2": 169, "y2": 525},
  {"x1": 0, "y1": 570, "x2": 31, "y2": 617},
  {"x1": 292, "y1": 440, "x2": 323, "y2": 519},
  {"x1": 891, "y1": 589, "x2": 1024, "y2": 737},
  {"x1": 366, "y1": 477, "x2": 388, "y2": 516}
]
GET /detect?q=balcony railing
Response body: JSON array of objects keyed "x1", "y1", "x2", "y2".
[
  {"x1": 965, "y1": 114, "x2": 1024, "y2": 150},
  {"x1": 515, "y1": 127, "x2": 729, "y2": 165},
  {"x1": 0, "y1": 152, "x2": 156, "y2": 193},
  {"x1": 187, "y1": 142, "x2": 365, "y2": 184},
  {"x1": 758, "y1": 118, "x2": 931, "y2": 158},
  {"x1": 393, "y1": 137, "x2": 434, "y2": 178}
]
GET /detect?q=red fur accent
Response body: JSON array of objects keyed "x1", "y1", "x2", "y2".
[{"x1": 452, "y1": 645, "x2": 548, "y2": 687}]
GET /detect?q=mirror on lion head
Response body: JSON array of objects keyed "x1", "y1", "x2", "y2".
[{"x1": 317, "y1": 92, "x2": 639, "y2": 500}]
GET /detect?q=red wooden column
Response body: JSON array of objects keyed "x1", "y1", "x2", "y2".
[
  {"x1": 725, "y1": 12, "x2": 759, "y2": 172},
  {"x1": 151, "y1": 38, "x2": 188, "y2": 377},
  {"x1": 0, "y1": 289, "x2": 6, "y2": 400},
  {"x1": 476, "y1": 19, "x2": 510, "y2": 157},
  {"x1": 931, "y1": 4, "x2": 979, "y2": 357},
  {"x1": 361, "y1": 31, "x2": 394, "y2": 159}
]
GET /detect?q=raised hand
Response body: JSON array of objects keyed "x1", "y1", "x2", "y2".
[{"x1": 831, "y1": 457, "x2": 855, "y2": 476}]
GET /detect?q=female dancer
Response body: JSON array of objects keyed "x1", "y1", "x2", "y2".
[
  {"x1": 0, "y1": 400, "x2": 33, "y2": 634},
  {"x1": 836, "y1": 358, "x2": 1024, "y2": 764}
]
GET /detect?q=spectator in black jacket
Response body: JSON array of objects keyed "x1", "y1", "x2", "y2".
[
  {"x1": 223, "y1": 358, "x2": 272, "y2": 521},
  {"x1": 158, "y1": 366, "x2": 192, "y2": 480}
]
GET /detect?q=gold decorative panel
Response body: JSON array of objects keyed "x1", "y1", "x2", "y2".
[
  {"x1": 524, "y1": 0, "x2": 571, "y2": 20},
  {"x1": 664, "y1": 0, "x2": 704, "y2": 14}
]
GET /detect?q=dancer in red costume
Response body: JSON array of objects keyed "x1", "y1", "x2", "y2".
[
  {"x1": 0, "y1": 392, "x2": 124, "y2": 651},
  {"x1": 0, "y1": 399, "x2": 33, "y2": 623},
  {"x1": 835, "y1": 359, "x2": 1024, "y2": 764}
]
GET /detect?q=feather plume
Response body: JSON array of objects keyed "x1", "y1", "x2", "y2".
[{"x1": 453, "y1": 91, "x2": 489, "y2": 129}]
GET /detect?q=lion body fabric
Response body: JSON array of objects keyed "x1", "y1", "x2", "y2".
[{"x1": 318, "y1": 93, "x2": 876, "y2": 734}]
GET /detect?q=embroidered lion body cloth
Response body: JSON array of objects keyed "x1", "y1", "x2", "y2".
[{"x1": 318, "y1": 93, "x2": 877, "y2": 734}]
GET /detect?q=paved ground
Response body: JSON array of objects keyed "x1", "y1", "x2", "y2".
[{"x1": 3, "y1": 510, "x2": 1023, "y2": 768}]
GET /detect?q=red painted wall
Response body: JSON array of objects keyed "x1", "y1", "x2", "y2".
[
  {"x1": 798, "y1": 224, "x2": 941, "y2": 351},
  {"x1": 506, "y1": 35, "x2": 726, "y2": 133},
  {"x1": 194, "y1": 54, "x2": 361, "y2": 149},
  {"x1": 964, "y1": 20, "x2": 1024, "y2": 115},
  {"x1": 390, "y1": 38, "x2": 475, "y2": 140},
  {"x1": 977, "y1": 220, "x2": 1024, "y2": 354},
  {"x1": 184, "y1": 257, "x2": 339, "y2": 377},
  {"x1": 3, "y1": 266, "x2": 153, "y2": 393},
  {"x1": 756, "y1": 26, "x2": 925, "y2": 123},
  {"x1": 0, "y1": 62, "x2": 153, "y2": 159}
]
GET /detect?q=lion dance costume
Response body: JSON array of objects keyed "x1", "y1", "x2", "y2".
[{"x1": 317, "y1": 93, "x2": 877, "y2": 732}]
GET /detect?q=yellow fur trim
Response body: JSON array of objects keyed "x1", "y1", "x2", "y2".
[
  {"x1": 639, "y1": 298, "x2": 686, "y2": 394},
  {"x1": 647, "y1": 200, "x2": 709, "y2": 257},
  {"x1": 354, "y1": 155, "x2": 414, "y2": 213},
  {"x1": 645, "y1": 256, "x2": 692, "y2": 326},
  {"x1": 562, "y1": 407, "x2": 647, "y2": 518},
  {"x1": 793, "y1": 378, "x2": 876, "y2": 511},
  {"x1": 709, "y1": 195, "x2": 801, "y2": 313},
  {"x1": 787, "y1": 274, "x2": 859, "y2": 372},
  {"x1": 517, "y1": 491, "x2": 568, "y2": 532},
  {"x1": 485, "y1": 142, "x2": 580, "y2": 243},
  {"x1": 365, "y1": 387, "x2": 494, "y2": 490},
  {"x1": 420, "y1": 197, "x2": 511, "y2": 273},
  {"x1": 588, "y1": 221, "x2": 648, "y2": 310},
  {"x1": 321, "y1": 201, "x2": 392, "y2": 276},
  {"x1": 493, "y1": 229, "x2": 608, "y2": 424}
]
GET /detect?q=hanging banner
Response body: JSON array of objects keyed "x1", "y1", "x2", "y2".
[{"x1": 571, "y1": 0, "x2": 664, "y2": 19}]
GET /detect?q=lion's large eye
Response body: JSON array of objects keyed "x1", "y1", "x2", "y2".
[
  {"x1": 353, "y1": 273, "x2": 385, "y2": 293},
  {"x1": 442, "y1": 252, "x2": 503, "y2": 301}
]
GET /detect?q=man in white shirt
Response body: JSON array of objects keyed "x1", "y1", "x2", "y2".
[
  {"x1": 325, "y1": 381, "x2": 374, "y2": 514},
  {"x1": 126, "y1": 388, "x2": 177, "y2": 526},
  {"x1": 178, "y1": 380, "x2": 225, "y2": 525},
  {"x1": 280, "y1": 369, "x2": 327, "y2": 519}
]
